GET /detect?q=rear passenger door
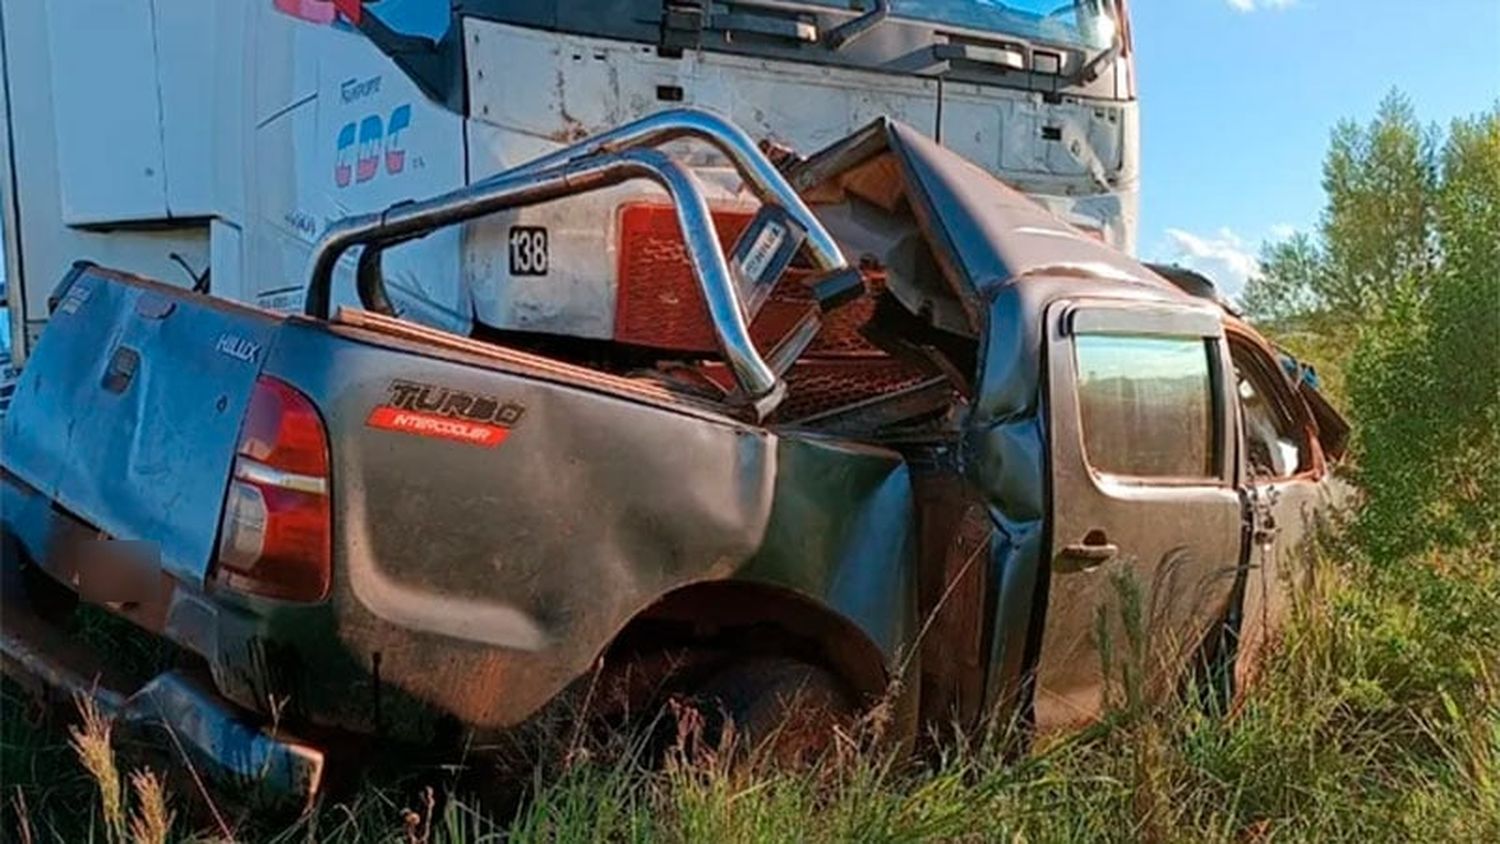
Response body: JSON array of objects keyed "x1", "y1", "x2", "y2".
[
  {"x1": 1226, "y1": 331, "x2": 1332, "y2": 691},
  {"x1": 1035, "y1": 301, "x2": 1244, "y2": 731}
]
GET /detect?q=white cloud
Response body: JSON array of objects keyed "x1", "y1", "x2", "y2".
[
  {"x1": 1159, "y1": 227, "x2": 1262, "y2": 298},
  {"x1": 1227, "y1": 0, "x2": 1297, "y2": 12},
  {"x1": 1267, "y1": 222, "x2": 1299, "y2": 241}
]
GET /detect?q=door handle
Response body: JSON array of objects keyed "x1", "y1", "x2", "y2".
[{"x1": 1056, "y1": 537, "x2": 1118, "y2": 573}]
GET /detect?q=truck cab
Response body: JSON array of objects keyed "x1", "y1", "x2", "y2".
[{"x1": 3, "y1": 0, "x2": 1138, "y2": 363}]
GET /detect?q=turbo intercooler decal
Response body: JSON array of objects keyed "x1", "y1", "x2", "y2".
[{"x1": 366, "y1": 380, "x2": 526, "y2": 447}]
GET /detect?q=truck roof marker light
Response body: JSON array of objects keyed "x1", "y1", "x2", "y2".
[{"x1": 215, "y1": 376, "x2": 332, "y2": 602}]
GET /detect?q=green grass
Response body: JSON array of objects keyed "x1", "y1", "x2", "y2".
[{"x1": 5, "y1": 530, "x2": 1496, "y2": 843}]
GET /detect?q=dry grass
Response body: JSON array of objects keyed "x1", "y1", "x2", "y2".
[
  {"x1": 68, "y1": 694, "x2": 125, "y2": 843},
  {"x1": 127, "y1": 770, "x2": 174, "y2": 844},
  {"x1": 48, "y1": 694, "x2": 175, "y2": 844}
]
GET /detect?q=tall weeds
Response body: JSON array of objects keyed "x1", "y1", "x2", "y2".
[
  {"x1": 26, "y1": 522, "x2": 1493, "y2": 843},
  {"x1": 66, "y1": 695, "x2": 173, "y2": 844}
]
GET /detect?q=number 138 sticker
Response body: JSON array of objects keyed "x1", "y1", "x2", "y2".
[{"x1": 509, "y1": 226, "x2": 549, "y2": 276}]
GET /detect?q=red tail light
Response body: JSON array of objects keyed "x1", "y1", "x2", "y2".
[{"x1": 215, "y1": 377, "x2": 331, "y2": 602}]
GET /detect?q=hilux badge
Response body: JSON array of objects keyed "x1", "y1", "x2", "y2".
[{"x1": 215, "y1": 334, "x2": 261, "y2": 362}]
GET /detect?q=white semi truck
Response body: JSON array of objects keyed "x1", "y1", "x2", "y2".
[{"x1": 0, "y1": 0, "x2": 1138, "y2": 366}]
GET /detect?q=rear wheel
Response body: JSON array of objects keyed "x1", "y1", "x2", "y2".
[
  {"x1": 692, "y1": 656, "x2": 855, "y2": 765},
  {"x1": 3, "y1": 531, "x2": 77, "y2": 622}
]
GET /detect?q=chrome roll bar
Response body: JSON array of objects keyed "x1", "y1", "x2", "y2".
[
  {"x1": 303, "y1": 148, "x2": 782, "y2": 408},
  {"x1": 303, "y1": 108, "x2": 851, "y2": 415},
  {"x1": 485, "y1": 108, "x2": 848, "y2": 277}
]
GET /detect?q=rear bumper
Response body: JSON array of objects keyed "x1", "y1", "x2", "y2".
[{"x1": 0, "y1": 475, "x2": 324, "y2": 808}]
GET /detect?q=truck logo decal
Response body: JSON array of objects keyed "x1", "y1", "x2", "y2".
[
  {"x1": 356, "y1": 115, "x2": 383, "y2": 183},
  {"x1": 340, "y1": 75, "x2": 381, "y2": 104},
  {"x1": 366, "y1": 380, "x2": 526, "y2": 448},
  {"x1": 335, "y1": 123, "x2": 356, "y2": 187},
  {"x1": 334, "y1": 104, "x2": 412, "y2": 188},
  {"x1": 215, "y1": 334, "x2": 262, "y2": 363},
  {"x1": 385, "y1": 105, "x2": 410, "y2": 175}
]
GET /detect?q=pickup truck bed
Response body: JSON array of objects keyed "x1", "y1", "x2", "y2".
[{"x1": 1, "y1": 261, "x2": 915, "y2": 802}]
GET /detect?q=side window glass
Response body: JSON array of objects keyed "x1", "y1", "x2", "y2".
[
  {"x1": 1232, "y1": 348, "x2": 1307, "y2": 479},
  {"x1": 1073, "y1": 334, "x2": 1218, "y2": 480}
]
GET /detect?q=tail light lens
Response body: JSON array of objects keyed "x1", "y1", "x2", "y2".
[{"x1": 215, "y1": 377, "x2": 331, "y2": 602}]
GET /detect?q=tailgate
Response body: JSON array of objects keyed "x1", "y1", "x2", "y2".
[{"x1": 1, "y1": 264, "x2": 282, "y2": 585}]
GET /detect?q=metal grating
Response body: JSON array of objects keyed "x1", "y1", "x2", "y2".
[
  {"x1": 772, "y1": 357, "x2": 935, "y2": 422},
  {"x1": 614, "y1": 203, "x2": 754, "y2": 351},
  {"x1": 613, "y1": 203, "x2": 884, "y2": 357}
]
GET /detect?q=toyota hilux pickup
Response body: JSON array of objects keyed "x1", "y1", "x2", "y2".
[{"x1": 0, "y1": 110, "x2": 1346, "y2": 806}]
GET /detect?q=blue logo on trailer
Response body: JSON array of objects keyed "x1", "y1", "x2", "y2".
[
  {"x1": 385, "y1": 105, "x2": 411, "y2": 175},
  {"x1": 356, "y1": 114, "x2": 383, "y2": 182},
  {"x1": 334, "y1": 104, "x2": 412, "y2": 188},
  {"x1": 334, "y1": 122, "x2": 357, "y2": 187}
]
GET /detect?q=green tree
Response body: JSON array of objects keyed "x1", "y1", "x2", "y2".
[
  {"x1": 1239, "y1": 90, "x2": 1440, "y2": 323},
  {"x1": 1424, "y1": 109, "x2": 1500, "y2": 547},
  {"x1": 1318, "y1": 91, "x2": 1440, "y2": 313},
  {"x1": 1242, "y1": 232, "x2": 1324, "y2": 324},
  {"x1": 1347, "y1": 104, "x2": 1500, "y2": 556},
  {"x1": 1240, "y1": 92, "x2": 1498, "y2": 556}
]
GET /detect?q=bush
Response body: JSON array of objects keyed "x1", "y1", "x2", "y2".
[{"x1": 1348, "y1": 108, "x2": 1500, "y2": 558}]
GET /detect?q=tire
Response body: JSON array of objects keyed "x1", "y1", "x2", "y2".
[
  {"x1": 3, "y1": 531, "x2": 77, "y2": 622},
  {"x1": 693, "y1": 656, "x2": 856, "y2": 765}
]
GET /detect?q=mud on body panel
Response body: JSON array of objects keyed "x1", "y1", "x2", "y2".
[{"x1": 232, "y1": 321, "x2": 909, "y2": 736}]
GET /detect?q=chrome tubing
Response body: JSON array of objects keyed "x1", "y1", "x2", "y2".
[
  {"x1": 303, "y1": 149, "x2": 780, "y2": 404},
  {"x1": 485, "y1": 108, "x2": 848, "y2": 276}
]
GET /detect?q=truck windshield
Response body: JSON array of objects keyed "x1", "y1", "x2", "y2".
[
  {"x1": 370, "y1": 1, "x2": 1119, "y2": 52},
  {"x1": 891, "y1": 0, "x2": 1117, "y2": 50},
  {"x1": 365, "y1": 0, "x2": 450, "y2": 39}
]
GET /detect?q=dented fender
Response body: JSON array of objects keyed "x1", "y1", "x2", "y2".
[{"x1": 206, "y1": 321, "x2": 914, "y2": 736}]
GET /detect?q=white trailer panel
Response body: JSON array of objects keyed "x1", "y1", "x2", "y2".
[{"x1": 46, "y1": 0, "x2": 169, "y2": 224}]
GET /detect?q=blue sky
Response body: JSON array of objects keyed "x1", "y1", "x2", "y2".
[{"x1": 1133, "y1": 0, "x2": 1500, "y2": 297}]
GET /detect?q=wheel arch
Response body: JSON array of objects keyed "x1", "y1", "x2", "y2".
[{"x1": 601, "y1": 578, "x2": 893, "y2": 704}]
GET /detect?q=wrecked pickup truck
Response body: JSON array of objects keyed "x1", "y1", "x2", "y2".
[{"x1": 0, "y1": 110, "x2": 1345, "y2": 805}]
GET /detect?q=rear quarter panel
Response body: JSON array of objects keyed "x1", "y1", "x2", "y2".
[{"x1": 253, "y1": 322, "x2": 914, "y2": 732}]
